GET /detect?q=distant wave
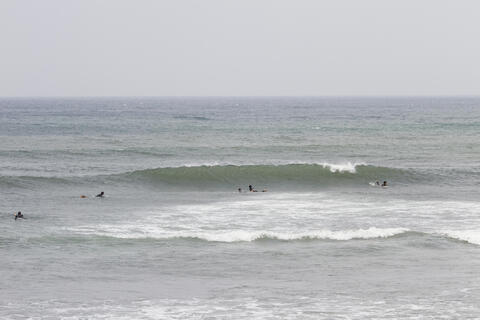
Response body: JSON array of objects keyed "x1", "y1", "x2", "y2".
[
  {"x1": 0, "y1": 162, "x2": 423, "y2": 190},
  {"x1": 173, "y1": 115, "x2": 211, "y2": 121},
  {"x1": 0, "y1": 175, "x2": 72, "y2": 189}
]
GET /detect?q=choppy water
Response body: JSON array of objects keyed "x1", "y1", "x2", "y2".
[{"x1": 1, "y1": 97, "x2": 480, "y2": 319}]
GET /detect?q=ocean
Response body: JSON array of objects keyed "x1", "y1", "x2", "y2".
[{"x1": 1, "y1": 97, "x2": 480, "y2": 319}]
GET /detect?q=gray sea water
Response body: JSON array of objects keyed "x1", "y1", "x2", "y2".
[{"x1": 1, "y1": 97, "x2": 480, "y2": 319}]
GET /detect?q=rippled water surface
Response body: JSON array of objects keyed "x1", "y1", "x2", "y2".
[{"x1": 1, "y1": 97, "x2": 480, "y2": 319}]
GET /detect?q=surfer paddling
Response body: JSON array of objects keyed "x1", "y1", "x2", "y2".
[
  {"x1": 96, "y1": 191, "x2": 105, "y2": 198},
  {"x1": 247, "y1": 185, "x2": 267, "y2": 192},
  {"x1": 14, "y1": 211, "x2": 24, "y2": 220},
  {"x1": 370, "y1": 180, "x2": 388, "y2": 187}
]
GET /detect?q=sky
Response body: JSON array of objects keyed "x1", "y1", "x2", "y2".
[{"x1": 1, "y1": 0, "x2": 479, "y2": 96}]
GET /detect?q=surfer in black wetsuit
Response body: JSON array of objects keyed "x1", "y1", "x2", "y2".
[
  {"x1": 96, "y1": 191, "x2": 105, "y2": 197},
  {"x1": 14, "y1": 211, "x2": 24, "y2": 220},
  {"x1": 249, "y1": 185, "x2": 253, "y2": 192},
  {"x1": 382, "y1": 181, "x2": 387, "y2": 187},
  {"x1": 238, "y1": 188, "x2": 242, "y2": 193}
]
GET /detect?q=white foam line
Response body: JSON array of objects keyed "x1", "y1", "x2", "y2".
[
  {"x1": 163, "y1": 161, "x2": 366, "y2": 172},
  {"x1": 440, "y1": 230, "x2": 480, "y2": 245},
  {"x1": 320, "y1": 162, "x2": 365, "y2": 173},
  {"x1": 65, "y1": 226, "x2": 409, "y2": 242}
]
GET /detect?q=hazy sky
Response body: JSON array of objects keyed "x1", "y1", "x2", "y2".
[{"x1": 1, "y1": 0, "x2": 479, "y2": 96}]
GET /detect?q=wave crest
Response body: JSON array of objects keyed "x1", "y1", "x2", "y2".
[
  {"x1": 441, "y1": 230, "x2": 480, "y2": 245},
  {"x1": 66, "y1": 226, "x2": 410, "y2": 242}
]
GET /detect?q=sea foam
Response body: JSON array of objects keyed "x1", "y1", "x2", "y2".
[
  {"x1": 441, "y1": 230, "x2": 480, "y2": 245},
  {"x1": 65, "y1": 226, "x2": 409, "y2": 242}
]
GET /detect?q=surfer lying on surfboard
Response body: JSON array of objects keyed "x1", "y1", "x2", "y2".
[
  {"x1": 80, "y1": 191, "x2": 105, "y2": 198},
  {"x1": 247, "y1": 185, "x2": 267, "y2": 192},
  {"x1": 370, "y1": 181, "x2": 388, "y2": 187},
  {"x1": 14, "y1": 211, "x2": 24, "y2": 220}
]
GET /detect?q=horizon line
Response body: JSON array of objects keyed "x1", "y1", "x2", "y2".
[{"x1": 1, "y1": 94, "x2": 480, "y2": 99}]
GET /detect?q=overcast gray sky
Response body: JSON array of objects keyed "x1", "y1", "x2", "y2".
[{"x1": 1, "y1": 0, "x2": 479, "y2": 96}]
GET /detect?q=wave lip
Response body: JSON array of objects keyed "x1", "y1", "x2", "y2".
[
  {"x1": 441, "y1": 230, "x2": 480, "y2": 245},
  {"x1": 66, "y1": 226, "x2": 410, "y2": 242},
  {"x1": 320, "y1": 162, "x2": 360, "y2": 173}
]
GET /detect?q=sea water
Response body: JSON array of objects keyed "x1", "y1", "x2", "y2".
[{"x1": 1, "y1": 97, "x2": 480, "y2": 319}]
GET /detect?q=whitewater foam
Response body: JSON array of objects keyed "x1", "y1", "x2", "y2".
[
  {"x1": 320, "y1": 162, "x2": 362, "y2": 173},
  {"x1": 6, "y1": 295, "x2": 480, "y2": 320},
  {"x1": 65, "y1": 226, "x2": 410, "y2": 242},
  {"x1": 441, "y1": 230, "x2": 480, "y2": 245}
]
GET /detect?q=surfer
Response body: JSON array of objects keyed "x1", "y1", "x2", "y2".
[
  {"x1": 382, "y1": 181, "x2": 387, "y2": 187},
  {"x1": 96, "y1": 191, "x2": 105, "y2": 198},
  {"x1": 14, "y1": 211, "x2": 24, "y2": 220},
  {"x1": 375, "y1": 181, "x2": 380, "y2": 186},
  {"x1": 249, "y1": 185, "x2": 253, "y2": 192},
  {"x1": 238, "y1": 188, "x2": 242, "y2": 193}
]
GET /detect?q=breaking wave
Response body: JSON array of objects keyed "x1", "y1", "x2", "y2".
[
  {"x1": 65, "y1": 226, "x2": 410, "y2": 242},
  {"x1": 10, "y1": 226, "x2": 480, "y2": 247},
  {"x1": 0, "y1": 162, "x2": 426, "y2": 190},
  {"x1": 441, "y1": 230, "x2": 480, "y2": 246},
  {"x1": 115, "y1": 163, "x2": 418, "y2": 189},
  {"x1": 59, "y1": 226, "x2": 480, "y2": 246}
]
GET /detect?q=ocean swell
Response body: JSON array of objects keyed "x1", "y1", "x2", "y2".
[
  {"x1": 0, "y1": 162, "x2": 423, "y2": 190},
  {"x1": 117, "y1": 163, "x2": 414, "y2": 189}
]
